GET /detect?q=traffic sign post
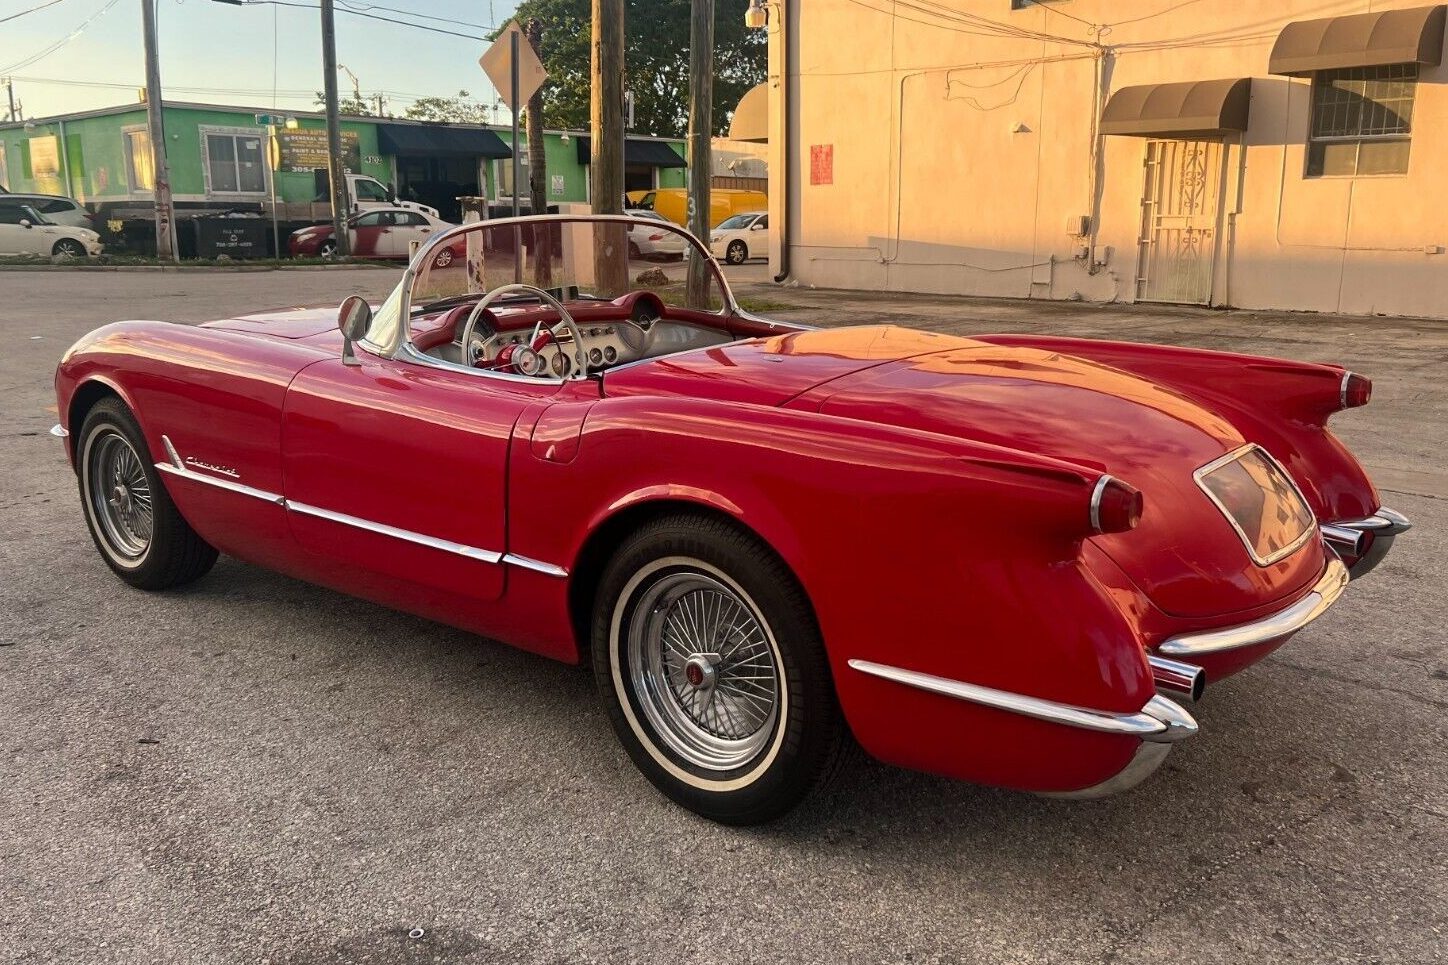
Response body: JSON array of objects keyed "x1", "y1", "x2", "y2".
[{"x1": 480, "y1": 21, "x2": 548, "y2": 282}]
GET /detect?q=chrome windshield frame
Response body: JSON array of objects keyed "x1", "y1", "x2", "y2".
[
  {"x1": 1193, "y1": 443, "x2": 1318, "y2": 567},
  {"x1": 364, "y1": 213, "x2": 742, "y2": 361}
]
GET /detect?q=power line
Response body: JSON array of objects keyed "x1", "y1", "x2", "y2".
[
  {"x1": 1, "y1": 0, "x2": 122, "y2": 74},
  {"x1": 336, "y1": 0, "x2": 496, "y2": 32},
  {"x1": 235, "y1": 0, "x2": 491, "y2": 41},
  {"x1": 0, "y1": 0, "x2": 70, "y2": 27}
]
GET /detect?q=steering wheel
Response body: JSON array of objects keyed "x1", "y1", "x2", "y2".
[{"x1": 458, "y1": 284, "x2": 588, "y2": 378}]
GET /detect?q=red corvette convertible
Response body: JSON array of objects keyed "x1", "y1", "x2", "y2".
[{"x1": 52, "y1": 215, "x2": 1409, "y2": 823}]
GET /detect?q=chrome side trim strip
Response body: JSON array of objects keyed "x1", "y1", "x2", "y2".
[
  {"x1": 501, "y1": 553, "x2": 569, "y2": 578},
  {"x1": 847, "y1": 659, "x2": 1197, "y2": 743},
  {"x1": 286, "y1": 501, "x2": 504, "y2": 564},
  {"x1": 1158, "y1": 557, "x2": 1349, "y2": 657},
  {"x1": 50, "y1": 423, "x2": 69, "y2": 438},
  {"x1": 155, "y1": 462, "x2": 286, "y2": 505},
  {"x1": 156, "y1": 434, "x2": 574, "y2": 573}
]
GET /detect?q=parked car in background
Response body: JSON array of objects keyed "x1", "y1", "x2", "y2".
[
  {"x1": 625, "y1": 209, "x2": 686, "y2": 260},
  {"x1": 632, "y1": 188, "x2": 768, "y2": 229},
  {"x1": 0, "y1": 199, "x2": 102, "y2": 257},
  {"x1": 2, "y1": 193, "x2": 98, "y2": 230},
  {"x1": 710, "y1": 212, "x2": 768, "y2": 264},
  {"x1": 288, "y1": 207, "x2": 462, "y2": 267}
]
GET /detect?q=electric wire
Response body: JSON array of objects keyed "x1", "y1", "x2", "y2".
[
  {"x1": 0, "y1": 0, "x2": 69, "y2": 27},
  {"x1": 0, "y1": 0, "x2": 122, "y2": 74}
]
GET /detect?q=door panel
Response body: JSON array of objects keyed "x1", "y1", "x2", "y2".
[
  {"x1": 282, "y1": 352, "x2": 560, "y2": 600},
  {"x1": 1136, "y1": 139, "x2": 1226, "y2": 305}
]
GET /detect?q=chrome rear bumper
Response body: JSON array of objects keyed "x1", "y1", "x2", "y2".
[
  {"x1": 1321, "y1": 507, "x2": 1411, "y2": 580},
  {"x1": 1157, "y1": 557, "x2": 1349, "y2": 658}
]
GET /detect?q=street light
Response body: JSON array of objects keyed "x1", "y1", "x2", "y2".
[{"x1": 745, "y1": 0, "x2": 767, "y2": 28}]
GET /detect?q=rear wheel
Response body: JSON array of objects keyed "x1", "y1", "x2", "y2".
[
  {"x1": 77, "y1": 398, "x2": 217, "y2": 589},
  {"x1": 432, "y1": 247, "x2": 454, "y2": 269},
  {"x1": 726, "y1": 240, "x2": 747, "y2": 265},
  {"x1": 592, "y1": 513, "x2": 846, "y2": 824},
  {"x1": 628, "y1": 240, "x2": 642, "y2": 259}
]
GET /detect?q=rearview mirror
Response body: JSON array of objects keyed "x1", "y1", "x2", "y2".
[
  {"x1": 338, "y1": 295, "x2": 371, "y2": 366},
  {"x1": 19, "y1": 219, "x2": 32, "y2": 229}
]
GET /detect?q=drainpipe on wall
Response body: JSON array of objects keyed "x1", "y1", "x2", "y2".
[{"x1": 772, "y1": 0, "x2": 792, "y2": 284}]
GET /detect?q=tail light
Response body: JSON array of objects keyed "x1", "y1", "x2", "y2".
[
  {"x1": 648, "y1": 233, "x2": 666, "y2": 241},
  {"x1": 1340, "y1": 372, "x2": 1372, "y2": 409},
  {"x1": 1090, "y1": 476, "x2": 1144, "y2": 534}
]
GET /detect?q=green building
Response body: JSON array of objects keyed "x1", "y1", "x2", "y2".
[{"x1": 0, "y1": 100, "x2": 687, "y2": 253}]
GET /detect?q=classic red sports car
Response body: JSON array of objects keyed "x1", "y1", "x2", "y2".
[{"x1": 52, "y1": 215, "x2": 1409, "y2": 824}]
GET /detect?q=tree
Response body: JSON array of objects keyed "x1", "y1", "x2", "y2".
[
  {"x1": 503, "y1": 0, "x2": 765, "y2": 138},
  {"x1": 403, "y1": 90, "x2": 493, "y2": 124},
  {"x1": 315, "y1": 91, "x2": 375, "y2": 116}
]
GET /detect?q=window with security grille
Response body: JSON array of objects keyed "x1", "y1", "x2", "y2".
[{"x1": 1307, "y1": 64, "x2": 1416, "y2": 177}]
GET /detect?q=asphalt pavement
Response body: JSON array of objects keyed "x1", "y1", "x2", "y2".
[{"x1": 2, "y1": 267, "x2": 1444, "y2": 964}]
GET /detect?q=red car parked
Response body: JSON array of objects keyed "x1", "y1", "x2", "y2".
[
  {"x1": 52, "y1": 215, "x2": 1408, "y2": 823},
  {"x1": 288, "y1": 206, "x2": 464, "y2": 268}
]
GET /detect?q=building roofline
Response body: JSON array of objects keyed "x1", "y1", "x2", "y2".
[{"x1": 1, "y1": 99, "x2": 685, "y2": 143}]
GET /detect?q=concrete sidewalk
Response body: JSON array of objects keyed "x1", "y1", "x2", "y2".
[{"x1": 735, "y1": 280, "x2": 1448, "y2": 501}]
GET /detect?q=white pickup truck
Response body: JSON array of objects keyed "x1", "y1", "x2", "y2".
[{"x1": 345, "y1": 174, "x2": 440, "y2": 220}]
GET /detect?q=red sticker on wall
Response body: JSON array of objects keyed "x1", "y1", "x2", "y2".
[{"x1": 810, "y1": 144, "x2": 833, "y2": 185}]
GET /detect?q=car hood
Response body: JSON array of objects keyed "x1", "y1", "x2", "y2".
[
  {"x1": 202, "y1": 306, "x2": 341, "y2": 340},
  {"x1": 609, "y1": 325, "x2": 1323, "y2": 617}
]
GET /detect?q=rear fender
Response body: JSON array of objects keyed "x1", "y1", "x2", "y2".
[
  {"x1": 976, "y1": 335, "x2": 1379, "y2": 520},
  {"x1": 510, "y1": 396, "x2": 1158, "y2": 792}
]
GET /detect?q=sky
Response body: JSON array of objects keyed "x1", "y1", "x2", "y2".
[{"x1": 3, "y1": 0, "x2": 523, "y2": 122}]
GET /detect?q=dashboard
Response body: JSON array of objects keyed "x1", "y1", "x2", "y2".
[{"x1": 416, "y1": 295, "x2": 736, "y2": 375}]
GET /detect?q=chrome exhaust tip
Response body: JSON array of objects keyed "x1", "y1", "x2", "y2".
[{"x1": 1149, "y1": 654, "x2": 1205, "y2": 702}]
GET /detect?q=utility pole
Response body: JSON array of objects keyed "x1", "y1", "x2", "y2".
[
  {"x1": 140, "y1": 0, "x2": 177, "y2": 261},
  {"x1": 590, "y1": 0, "x2": 626, "y2": 294},
  {"x1": 525, "y1": 17, "x2": 551, "y2": 288},
  {"x1": 320, "y1": 0, "x2": 350, "y2": 255},
  {"x1": 4, "y1": 78, "x2": 16, "y2": 123},
  {"x1": 685, "y1": 0, "x2": 714, "y2": 308}
]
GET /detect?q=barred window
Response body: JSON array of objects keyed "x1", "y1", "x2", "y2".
[{"x1": 1307, "y1": 64, "x2": 1416, "y2": 177}]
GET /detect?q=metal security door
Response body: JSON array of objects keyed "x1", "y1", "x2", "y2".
[{"x1": 1136, "y1": 139, "x2": 1226, "y2": 304}]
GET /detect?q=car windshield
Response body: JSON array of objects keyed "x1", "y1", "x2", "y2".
[
  {"x1": 364, "y1": 216, "x2": 732, "y2": 352},
  {"x1": 716, "y1": 214, "x2": 756, "y2": 230}
]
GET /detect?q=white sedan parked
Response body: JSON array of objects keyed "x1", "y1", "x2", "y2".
[
  {"x1": 625, "y1": 209, "x2": 687, "y2": 260},
  {"x1": 0, "y1": 198, "x2": 103, "y2": 257},
  {"x1": 709, "y1": 211, "x2": 768, "y2": 265}
]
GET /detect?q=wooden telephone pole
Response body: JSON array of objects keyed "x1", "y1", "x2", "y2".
[
  {"x1": 685, "y1": 0, "x2": 715, "y2": 307},
  {"x1": 590, "y1": 0, "x2": 627, "y2": 294},
  {"x1": 140, "y1": 0, "x2": 177, "y2": 261},
  {"x1": 320, "y1": 0, "x2": 350, "y2": 255}
]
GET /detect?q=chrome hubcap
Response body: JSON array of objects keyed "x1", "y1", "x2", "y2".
[
  {"x1": 88, "y1": 432, "x2": 153, "y2": 559},
  {"x1": 627, "y1": 571, "x2": 781, "y2": 772}
]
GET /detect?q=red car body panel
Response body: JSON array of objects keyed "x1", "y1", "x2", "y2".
[{"x1": 54, "y1": 298, "x2": 1393, "y2": 795}]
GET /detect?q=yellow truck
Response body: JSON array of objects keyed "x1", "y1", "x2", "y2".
[{"x1": 627, "y1": 188, "x2": 768, "y2": 230}]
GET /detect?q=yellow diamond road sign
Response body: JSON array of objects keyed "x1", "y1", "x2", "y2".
[{"x1": 480, "y1": 21, "x2": 548, "y2": 112}]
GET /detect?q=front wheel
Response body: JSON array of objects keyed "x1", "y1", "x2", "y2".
[
  {"x1": 319, "y1": 239, "x2": 338, "y2": 259},
  {"x1": 592, "y1": 514, "x2": 846, "y2": 824},
  {"x1": 53, "y1": 238, "x2": 87, "y2": 258},
  {"x1": 725, "y1": 240, "x2": 748, "y2": 265},
  {"x1": 432, "y1": 246, "x2": 454, "y2": 269},
  {"x1": 76, "y1": 398, "x2": 218, "y2": 590}
]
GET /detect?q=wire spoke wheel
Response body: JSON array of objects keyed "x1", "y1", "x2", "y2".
[
  {"x1": 87, "y1": 431, "x2": 153, "y2": 559},
  {"x1": 627, "y1": 570, "x2": 782, "y2": 773}
]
